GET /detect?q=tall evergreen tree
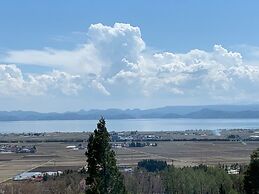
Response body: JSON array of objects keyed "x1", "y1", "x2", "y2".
[
  {"x1": 85, "y1": 117, "x2": 126, "y2": 194},
  {"x1": 244, "y1": 148, "x2": 259, "y2": 194}
]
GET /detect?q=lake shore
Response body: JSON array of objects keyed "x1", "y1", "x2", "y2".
[{"x1": 0, "y1": 128, "x2": 259, "y2": 143}]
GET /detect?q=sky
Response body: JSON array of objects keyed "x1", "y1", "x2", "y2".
[{"x1": 1, "y1": 0, "x2": 259, "y2": 112}]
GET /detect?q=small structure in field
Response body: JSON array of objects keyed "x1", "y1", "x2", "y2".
[{"x1": 13, "y1": 171, "x2": 62, "y2": 181}]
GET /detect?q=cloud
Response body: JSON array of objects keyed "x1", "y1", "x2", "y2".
[
  {"x1": 0, "y1": 64, "x2": 83, "y2": 96},
  {"x1": 3, "y1": 45, "x2": 102, "y2": 75},
  {"x1": 1, "y1": 23, "x2": 259, "y2": 104},
  {"x1": 3, "y1": 23, "x2": 145, "y2": 77},
  {"x1": 91, "y1": 80, "x2": 110, "y2": 96},
  {"x1": 109, "y1": 44, "x2": 259, "y2": 101}
]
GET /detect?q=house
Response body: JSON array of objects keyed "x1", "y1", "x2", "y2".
[
  {"x1": 227, "y1": 134, "x2": 241, "y2": 141},
  {"x1": 13, "y1": 172, "x2": 42, "y2": 181},
  {"x1": 227, "y1": 169, "x2": 239, "y2": 175},
  {"x1": 123, "y1": 168, "x2": 133, "y2": 173},
  {"x1": 13, "y1": 171, "x2": 62, "y2": 181}
]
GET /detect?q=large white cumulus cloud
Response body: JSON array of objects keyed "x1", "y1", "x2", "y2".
[
  {"x1": 0, "y1": 64, "x2": 82, "y2": 96},
  {"x1": 3, "y1": 23, "x2": 145, "y2": 77},
  {"x1": 109, "y1": 45, "x2": 246, "y2": 95},
  {"x1": 1, "y1": 23, "x2": 259, "y2": 103}
]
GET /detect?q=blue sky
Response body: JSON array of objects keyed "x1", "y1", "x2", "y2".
[
  {"x1": 1, "y1": 1, "x2": 259, "y2": 51},
  {"x1": 1, "y1": 1, "x2": 259, "y2": 112}
]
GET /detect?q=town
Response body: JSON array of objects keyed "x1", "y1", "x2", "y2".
[{"x1": 0, "y1": 144, "x2": 37, "y2": 153}]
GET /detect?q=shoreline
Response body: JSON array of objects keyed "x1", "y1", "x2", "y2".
[{"x1": 0, "y1": 129, "x2": 258, "y2": 143}]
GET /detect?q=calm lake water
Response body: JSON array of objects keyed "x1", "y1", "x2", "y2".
[{"x1": 0, "y1": 119, "x2": 259, "y2": 133}]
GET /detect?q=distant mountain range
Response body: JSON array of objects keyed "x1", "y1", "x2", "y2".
[{"x1": 1, "y1": 105, "x2": 259, "y2": 121}]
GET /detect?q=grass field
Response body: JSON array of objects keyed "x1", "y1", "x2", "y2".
[
  {"x1": 123, "y1": 141, "x2": 259, "y2": 166},
  {"x1": 0, "y1": 142, "x2": 85, "y2": 183},
  {"x1": 1, "y1": 141, "x2": 259, "y2": 183}
]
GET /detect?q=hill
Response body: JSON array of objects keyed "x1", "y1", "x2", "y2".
[{"x1": 1, "y1": 105, "x2": 259, "y2": 121}]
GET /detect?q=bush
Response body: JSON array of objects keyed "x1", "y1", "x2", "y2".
[{"x1": 138, "y1": 159, "x2": 168, "y2": 172}]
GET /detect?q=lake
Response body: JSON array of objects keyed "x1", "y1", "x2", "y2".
[{"x1": 0, "y1": 118, "x2": 259, "y2": 133}]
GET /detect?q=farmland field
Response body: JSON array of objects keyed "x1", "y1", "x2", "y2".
[{"x1": 1, "y1": 140, "x2": 259, "y2": 183}]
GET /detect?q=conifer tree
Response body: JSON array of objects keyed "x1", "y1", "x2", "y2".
[
  {"x1": 85, "y1": 117, "x2": 126, "y2": 194},
  {"x1": 244, "y1": 148, "x2": 259, "y2": 194}
]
